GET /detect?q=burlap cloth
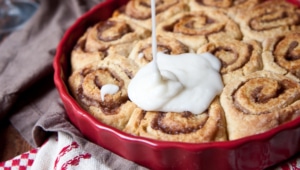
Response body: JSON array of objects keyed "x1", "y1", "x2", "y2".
[{"x1": 0, "y1": 0, "x2": 146, "y2": 169}]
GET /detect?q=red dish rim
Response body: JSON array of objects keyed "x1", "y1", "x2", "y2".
[{"x1": 53, "y1": 0, "x2": 300, "y2": 165}]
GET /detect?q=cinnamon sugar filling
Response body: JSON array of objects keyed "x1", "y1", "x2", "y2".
[
  {"x1": 274, "y1": 36, "x2": 300, "y2": 78},
  {"x1": 125, "y1": 0, "x2": 179, "y2": 20},
  {"x1": 171, "y1": 15, "x2": 224, "y2": 36},
  {"x1": 195, "y1": 0, "x2": 232, "y2": 8},
  {"x1": 97, "y1": 20, "x2": 133, "y2": 42},
  {"x1": 151, "y1": 112, "x2": 209, "y2": 134},
  {"x1": 233, "y1": 78, "x2": 300, "y2": 114},
  {"x1": 209, "y1": 44, "x2": 253, "y2": 74},
  {"x1": 249, "y1": 9, "x2": 298, "y2": 31},
  {"x1": 77, "y1": 68, "x2": 127, "y2": 115}
]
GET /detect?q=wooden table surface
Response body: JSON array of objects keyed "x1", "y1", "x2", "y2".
[{"x1": 0, "y1": 118, "x2": 33, "y2": 162}]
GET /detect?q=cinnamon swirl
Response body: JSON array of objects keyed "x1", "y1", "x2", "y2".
[
  {"x1": 221, "y1": 71, "x2": 300, "y2": 140},
  {"x1": 133, "y1": 98, "x2": 227, "y2": 142},
  {"x1": 237, "y1": 0, "x2": 300, "y2": 42},
  {"x1": 113, "y1": 0, "x2": 189, "y2": 30},
  {"x1": 197, "y1": 39, "x2": 263, "y2": 84},
  {"x1": 156, "y1": 10, "x2": 242, "y2": 50},
  {"x1": 128, "y1": 35, "x2": 192, "y2": 68},
  {"x1": 71, "y1": 32, "x2": 107, "y2": 71},
  {"x1": 84, "y1": 17, "x2": 150, "y2": 56},
  {"x1": 262, "y1": 32, "x2": 300, "y2": 82},
  {"x1": 189, "y1": 0, "x2": 261, "y2": 14},
  {"x1": 68, "y1": 54, "x2": 139, "y2": 130}
]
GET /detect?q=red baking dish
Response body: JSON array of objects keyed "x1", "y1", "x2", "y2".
[{"x1": 53, "y1": 0, "x2": 300, "y2": 169}]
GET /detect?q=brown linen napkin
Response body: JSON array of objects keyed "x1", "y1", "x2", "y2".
[
  {"x1": 0, "y1": 0, "x2": 85, "y2": 119},
  {"x1": 0, "y1": 0, "x2": 146, "y2": 169}
]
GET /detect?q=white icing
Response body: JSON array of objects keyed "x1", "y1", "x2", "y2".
[
  {"x1": 128, "y1": 52, "x2": 223, "y2": 114},
  {"x1": 127, "y1": 0, "x2": 223, "y2": 114},
  {"x1": 101, "y1": 84, "x2": 119, "y2": 101},
  {"x1": 138, "y1": 52, "x2": 144, "y2": 59},
  {"x1": 151, "y1": 0, "x2": 157, "y2": 63}
]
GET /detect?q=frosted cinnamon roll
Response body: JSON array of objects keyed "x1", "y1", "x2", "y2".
[
  {"x1": 129, "y1": 98, "x2": 227, "y2": 143},
  {"x1": 84, "y1": 17, "x2": 150, "y2": 56},
  {"x1": 113, "y1": 0, "x2": 189, "y2": 30},
  {"x1": 221, "y1": 71, "x2": 300, "y2": 140},
  {"x1": 128, "y1": 35, "x2": 192, "y2": 68},
  {"x1": 262, "y1": 32, "x2": 300, "y2": 82},
  {"x1": 197, "y1": 39, "x2": 263, "y2": 84},
  {"x1": 237, "y1": 0, "x2": 300, "y2": 42},
  {"x1": 68, "y1": 55, "x2": 139, "y2": 130},
  {"x1": 156, "y1": 10, "x2": 242, "y2": 50}
]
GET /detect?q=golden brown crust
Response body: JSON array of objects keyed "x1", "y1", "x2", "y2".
[
  {"x1": 197, "y1": 39, "x2": 263, "y2": 84},
  {"x1": 237, "y1": 0, "x2": 300, "y2": 41},
  {"x1": 68, "y1": 54, "x2": 139, "y2": 130},
  {"x1": 84, "y1": 17, "x2": 150, "y2": 54},
  {"x1": 156, "y1": 10, "x2": 242, "y2": 50},
  {"x1": 262, "y1": 32, "x2": 300, "y2": 82},
  {"x1": 189, "y1": 0, "x2": 262, "y2": 14},
  {"x1": 128, "y1": 35, "x2": 192, "y2": 68},
  {"x1": 113, "y1": 0, "x2": 189, "y2": 30},
  {"x1": 71, "y1": 32, "x2": 107, "y2": 71},
  {"x1": 134, "y1": 98, "x2": 227, "y2": 142},
  {"x1": 189, "y1": 0, "x2": 234, "y2": 11},
  {"x1": 71, "y1": 17, "x2": 150, "y2": 72},
  {"x1": 220, "y1": 71, "x2": 300, "y2": 140}
]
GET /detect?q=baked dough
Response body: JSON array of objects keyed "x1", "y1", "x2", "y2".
[
  {"x1": 134, "y1": 98, "x2": 228, "y2": 143},
  {"x1": 197, "y1": 39, "x2": 263, "y2": 84},
  {"x1": 189, "y1": 0, "x2": 261, "y2": 15},
  {"x1": 68, "y1": 0, "x2": 300, "y2": 142},
  {"x1": 221, "y1": 71, "x2": 300, "y2": 140},
  {"x1": 68, "y1": 54, "x2": 139, "y2": 130},
  {"x1": 156, "y1": 10, "x2": 242, "y2": 50},
  {"x1": 237, "y1": 0, "x2": 300, "y2": 41},
  {"x1": 262, "y1": 32, "x2": 300, "y2": 82},
  {"x1": 113, "y1": 0, "x2": 189, "y2": 30},
  {"x1": 128, "y1": 35, "x2": 192, "y2": 68}
]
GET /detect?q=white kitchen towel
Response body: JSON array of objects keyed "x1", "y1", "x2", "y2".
[{"x1": 31, "y1": 132, "x2": 110, "y2": 170}]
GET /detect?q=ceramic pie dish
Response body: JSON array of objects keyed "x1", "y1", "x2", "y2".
[{"x1": 53, "y1": 0, "x2": 300, "y2": 169}]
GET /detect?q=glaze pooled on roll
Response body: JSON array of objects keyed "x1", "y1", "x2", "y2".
[
  {"x1": 128, "y1": 52, "x2": 223, "y2": 114},
  {"x1": 128, "y1": 0, "x2": 223, "y2": 114}
]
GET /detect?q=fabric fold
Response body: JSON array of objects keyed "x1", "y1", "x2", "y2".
[
  {"x1": 0, "y1": 0, "x2": 145, "y2": 168},
  {"x1": 0, "y1": 0, "x2": 94, "y2": 119},
  {"x1": 32, "y1": 99, "x2": 146, "y2": 169}
]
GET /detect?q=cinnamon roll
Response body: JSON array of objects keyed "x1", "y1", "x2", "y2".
[
  {"x1": 113, "y1": 0, "x2": 189, "y2": 30},
  {"x1": 71, "y1": 32, "x2": 107, "y2": 72},
  {"x1": 221, "y1": 71, "x2": 300, "y2": 140},
  {"x1": 237, "y1": 0, "x2": 300, "y2": 42},
  {"x1": 68, "y1": 0, "x2": 300, "y2": 142},
  {"x1": 84, "y1": 17, "x2": 150, "y2": 56},
  {"x1": 156, "y1": 10, "x2": 242, "y2": 50},
  {"x1": 262, "y1": 32, "x2": 300, "y2": 82},
  {"x1": 68, "y1": 54, "x2": 139, "y2": 130},
  {"x1": 189, "y1": 0, "x2": 261, "y2": 14},
  {"x1": 197, "y1": 39, "x2": 263, "y2": 84},
  {"x1": 132, "y1": 98, "x2": 227, "y2": 143},
  {"x1": 128, "y1": 35, "x2": 192, "y2": 68}
]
